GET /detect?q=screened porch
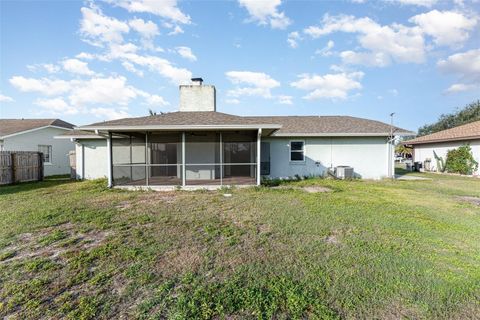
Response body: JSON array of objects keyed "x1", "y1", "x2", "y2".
[{"x1": 109, "y1": 131, "x2": 260, "y2": 187}]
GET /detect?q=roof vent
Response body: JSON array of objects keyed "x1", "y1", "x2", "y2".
[{"x1": 191, "y1": 77, "x2": 203, "y2": 85}]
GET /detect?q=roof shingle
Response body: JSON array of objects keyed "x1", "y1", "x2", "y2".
[
  {"x1": 404, "y1": 120, "x2": 480, "y2": 145},
  {"x1": 0, "y1": 119, "x2": 74, "y2": 138},
  {"x1": 79, "y1": 111, "x2": 412, "y2": 136}
]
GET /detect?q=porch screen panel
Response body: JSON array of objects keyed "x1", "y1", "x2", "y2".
[
  {"x1": 222, "y1": 131, "x2": 257, "y2": 185},
  {"x1": 185, "y1": 132, "x2": 221, "y2": 185},
  {"x1": 149, "y1": 133, "x2": 182, "y2": 186},
  {"x1": 112, "y1": 133, "x2": 146, "y2": 186}
]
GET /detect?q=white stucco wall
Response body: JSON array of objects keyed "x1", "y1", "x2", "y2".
[
  {"x1": 2, "y1": 127, "x2": 74, "y2": 176},
  {"x1": 75, "y1": 139, "x2": 108, "y2": 179},
  {"x1": 77, "y1": 135, "x2": 392, "y2": 181},
  {"x1": 413, "y1": 139, "x2": 480, "y2": 174},
  {"x1": 264, "y1": 136, "x2": 391, "y2": 180}
]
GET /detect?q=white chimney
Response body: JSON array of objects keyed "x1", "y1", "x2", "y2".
[{"x1": 179, "y1": 77, "x2": 216, "y2": 112}]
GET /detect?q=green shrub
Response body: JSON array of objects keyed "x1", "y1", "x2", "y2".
[{"x1": 445, "y1": 145, "x2": 478, "y2": 175}]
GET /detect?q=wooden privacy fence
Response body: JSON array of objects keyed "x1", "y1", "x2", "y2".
[{"x1": 0, "y1": 151, "x2": 44, "y2": 185}]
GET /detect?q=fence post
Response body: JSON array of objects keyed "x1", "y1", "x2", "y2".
[
  {"x1": 38, "y1": 152, "x2": 44, "y2": 181},
  {"x1": 11, "y1": 152, "x2": 16, "y2": 183}
]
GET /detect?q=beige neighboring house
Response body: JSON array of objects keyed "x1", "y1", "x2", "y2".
[
  {"x1": 404, "y1": 120, "x2": 480, "y2": 174},
  {"x1": 0, "y1": 119, "x2": 75, "y2": 176}
]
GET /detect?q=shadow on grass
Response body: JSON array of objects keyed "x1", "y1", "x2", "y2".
[{"x1": 0, "y1": 179, "x2": 76, "y2": 196}]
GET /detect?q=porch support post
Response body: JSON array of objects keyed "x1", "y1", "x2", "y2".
[
  {"x1": 107, "y1": 131, "x2": 113, "y2": 188},
  {"x1": 145, "y1": 132, "x2": 149, "y2": 186},
  {"x1": 257, "y1": 128, "x2": 262, "y2": 186},
  {"x1": 219, "y1": 132, "x2": 223, "y2": 186},
  {"x1": 182, "y1": 132, "x2": 186, "y2": 187}
]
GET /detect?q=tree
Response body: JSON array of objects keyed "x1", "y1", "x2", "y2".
[
  {"x1": 395, "y1": 144, "x2": 412, "y2": 157},
  {"x1": 418, "y1": 100, "x2": 480, "y2": 136},
  {"x1": 148, "y1": 109, "x2": 164, "y2": 116}
]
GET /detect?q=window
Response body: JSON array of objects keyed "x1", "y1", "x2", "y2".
[
  {"x1": 38, "y1": 145, "x2": 52, "y2": 164},
  {"x1": 290, "y1": 141, "x2": 305, "y2": 162}
]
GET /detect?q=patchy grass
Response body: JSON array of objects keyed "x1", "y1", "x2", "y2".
[{"x1": 0, "y1": 175, "x2": 479, "y2": 319}]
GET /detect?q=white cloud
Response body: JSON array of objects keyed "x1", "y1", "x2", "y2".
[
  {"x1": 277, "y1": 95, "x2": 293, "y2": 105},
  {"x1": 168, "y1": 25, "x2": 184, "y2": 36},
  {"x1": 120, "y1": 53, "x2": 192, "y2": 84},
  {"x1": 238, "y1": 0, "x2": 291, "y2": 29},
  {"x1": 122, "y1": 61, "x2": 144, "y2": 76},
  {"x1": 287, "y1": 31, "x2": 301, "y2": 48},
  {"x1": 291, "y1": 71, "x2": 364, "y2": 100},
  {"x1": 390, "y1": 0, "x2": 438, "y2": 6},
  {"x1": 226, "y1": 71, "x2": 280, "y2": 98},
  {"x1": 437, "y1": 48, "x2": 480, "y2": 93},
  {"x1": 128, "y1": 18, "x2": 159, "y2": 38},
  {"x1": 10, "y1": 75, "x2": 167, "y2": 115},
  {"x1": 340, "y1": 51, "x2": 390, "y2": 67},
  {"x1": 76, "y1": 52, "x2": 95, "y2": 60},
  {"x1": 409, "y1": 10, "x2": 477, "y2": 47},
  {"x1": 445, "y1": 83, "x2": 476, "y2": 93},
  {"x1": 304, "y1": 11, "x2": 477, "y2": 68},
  {"x1": 61, "y1": 58, "x2": 95, "y2": 76},
  {"x1": 389, "y1": 89, "x2": 399, "y2": 96},
  {"x1": 304, "y1": 15, "x2": 426, "y2": 66},
  {"x1": 0, "y1": 94, "x2": 14, "y2": 103},
  {"x1": 175, "y1": 46, "x2": 197, "y2": 61},
  {"x1": 106, "y1": 0, "x2": 191, "y2": 24},
  {"x1": 80, "y1": 5, "x2": 130, "y2": 46},
  {"x1": 34, "y1": 98, "x2": 78, "y2": 115},
  {"x1": 27, "y1": 63, "x2": 61, "y2": 74},
  {"x1": 225, "y1": 98, "x2": 240, "y2": 104},
  {"x1": 90, "y1": 107, "x2": 131, "y2": 120},
  {"x1": 316, "y1": 40, "x2": 335, "y2": 56},
  {"x1": 9, "y1": 76, "x2": 71, "y2": 96}
]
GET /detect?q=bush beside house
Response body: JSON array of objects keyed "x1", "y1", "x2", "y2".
[{"x1": 445, "y1": 145, "x2": 479, "y2": 175}]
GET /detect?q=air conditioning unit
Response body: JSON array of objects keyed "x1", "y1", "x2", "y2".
[{"x1": 334, "y1": 166, "x2": 354, "y2": 179}]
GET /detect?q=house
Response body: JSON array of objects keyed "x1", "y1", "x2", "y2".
[
  {"x1": 404, "y1": 120, "x2": 480, "y2": 174},
  {"x1": 0, "y1": 119, "x2": 75, "y2": 176},
  {"x1": 61, "y1": 79, "x2": 412, "y2": 189}
]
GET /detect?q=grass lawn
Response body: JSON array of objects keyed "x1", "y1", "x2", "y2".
[{"x1": 0, "y1": 172, "x2": 479, "y2": 319}]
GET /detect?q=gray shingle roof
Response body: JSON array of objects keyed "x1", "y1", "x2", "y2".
[
  {"x1": 83, "y1": 112, "x2": 261, "y2": 127},
  {"x1": 78, "y1": 111, "x2": 412, "y2": 136},
  {"x1": 246, "y1": 115, "x2": 411, "y2": 135},
  {"x1": 0, "y1": 119, "x2": 74, "y2": 138}
]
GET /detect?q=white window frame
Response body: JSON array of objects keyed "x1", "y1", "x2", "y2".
[
  {"x1": 289, "y1": 140, "x2": 305, "y2": 163},
  {"x1": 38, "y1": 144, "x2": 53, "y2": 164}
]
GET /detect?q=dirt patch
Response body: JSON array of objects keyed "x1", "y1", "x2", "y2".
[
  {"x1": 272, "y1": 186, "x2": 332, "y2": 193},
  {"x1": 137, "y1": 192, "x2": 178, "y2": 205},
  {"x1": 0, "y1": 222, "x2": 112, "y2": 264},
  {"x1": 324, "y1": 228, "x2": 353, "y2": 245},
  {"x1": 457, "y1": 196, "x2": 480, "y2": 206},
  {"x1": 156, "y1": 246, "x2": 204, "y2": 277}
]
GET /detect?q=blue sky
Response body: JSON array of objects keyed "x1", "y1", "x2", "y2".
[{"x1": 0, "y1": 0, "x2": 479, "y2": 131}]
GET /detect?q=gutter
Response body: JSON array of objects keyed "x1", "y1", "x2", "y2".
[{"x1": 77, "y1": 124, "x2": 282, "y2": 131}]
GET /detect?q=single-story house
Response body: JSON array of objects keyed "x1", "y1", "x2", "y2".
[
  {"x1": 404, "y1": 120, "x2": 480, "y2": 174},
  {"x1": 0, "y1": 119, "x2": 75, "y2": 176},
  {"x1": 60, "y1": 79, "x2": 412, "y2": 189}
]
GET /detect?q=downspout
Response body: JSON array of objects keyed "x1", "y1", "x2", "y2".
[
  {"x1": 107, "y1": 131, "x2": 113, "y2": 188},
  {"x1": 182, "y1": 132, "x2": 186, "y2": 187},
  {"x1": 257, "y1": 128, "x2": 262, "y2": 185}
]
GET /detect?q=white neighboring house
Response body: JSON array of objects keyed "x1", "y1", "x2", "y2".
[
  {"x1": 59, "y1": 79, "x2": 413, "y2": 188},
  {"x1": 0, "y1": 119, "x2": 75, "y2": 176},
  {"x1": 404, "y1": 120, "x2": 480, "y2": 174}
]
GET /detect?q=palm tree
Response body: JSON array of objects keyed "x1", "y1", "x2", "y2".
[{"x1": 395, "y1": 144, "x2": 413, "y2": 158}]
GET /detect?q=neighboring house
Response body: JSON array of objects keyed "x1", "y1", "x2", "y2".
[
  {"x1": 60, "y1": 79, "x2": 412, "y2": 188},
  {"x1": 404, "y1": 120, "x2": 480, "y2": 174},
  {"x1": 0, "y1": 119, "x2": 75, "y2": 176}
]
